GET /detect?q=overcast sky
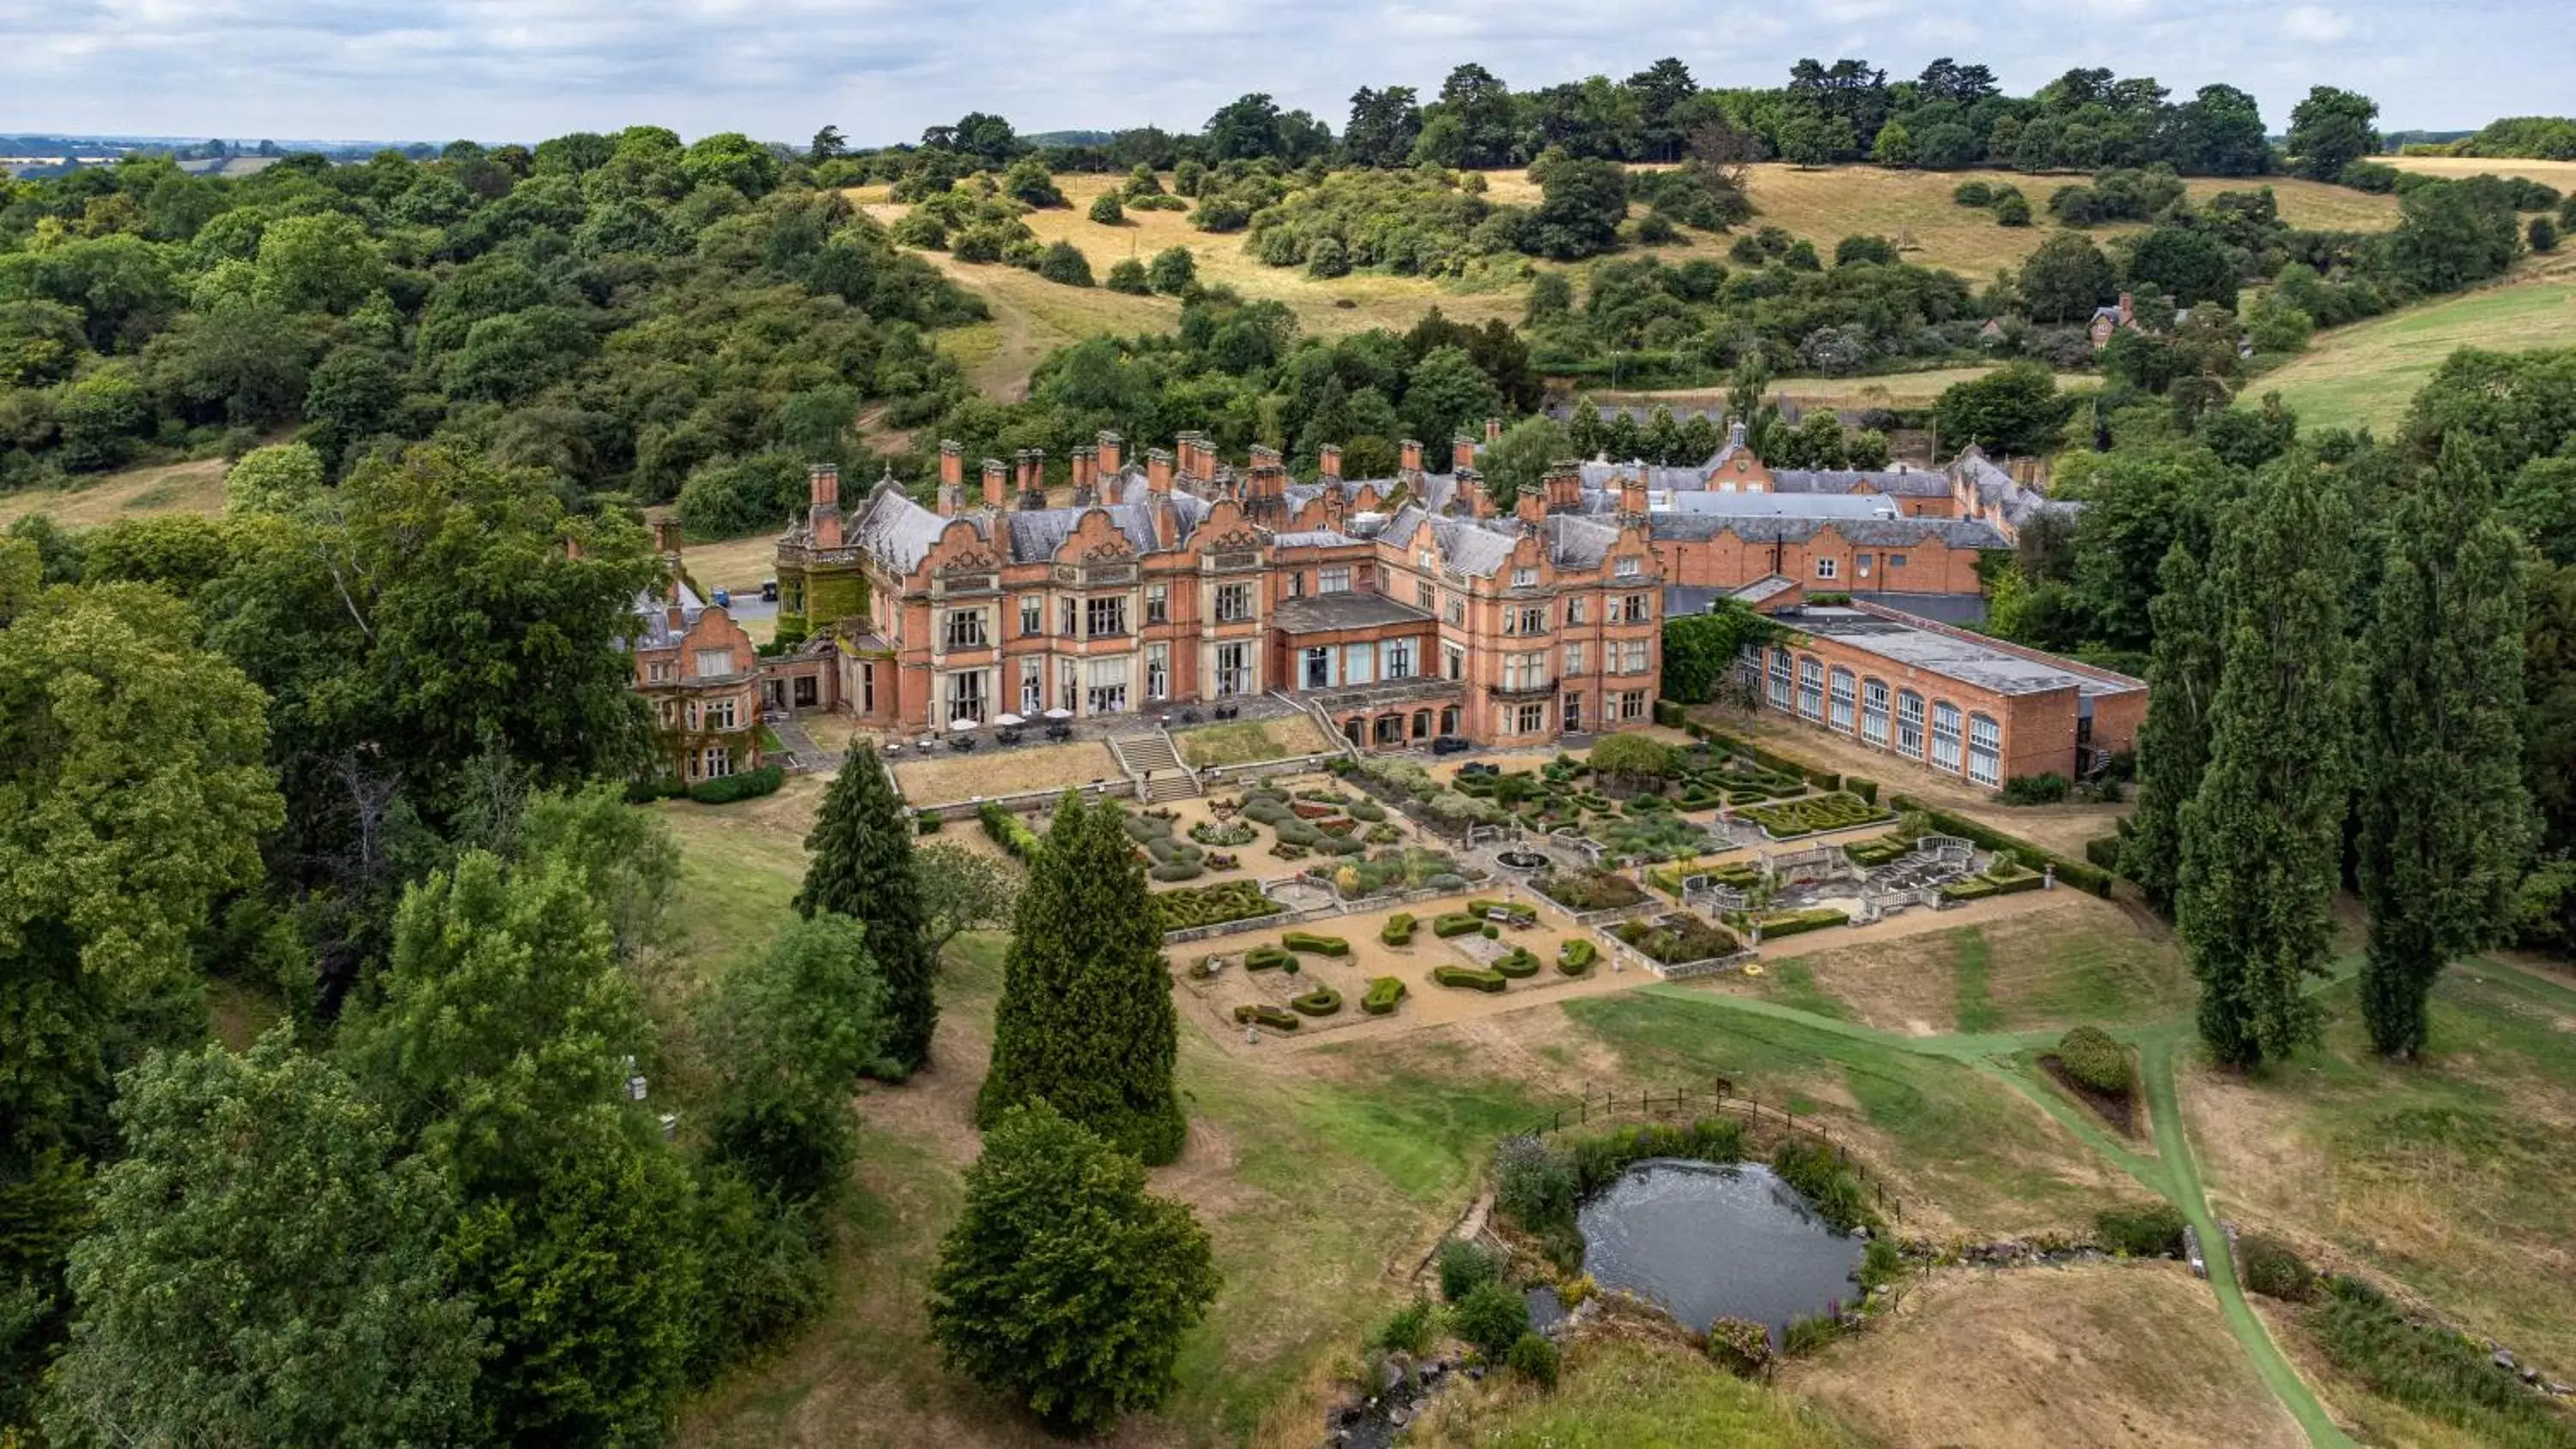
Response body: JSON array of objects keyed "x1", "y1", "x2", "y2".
[{"x1": 2, "y1": 0, "x2": 2562, "y2": 146}]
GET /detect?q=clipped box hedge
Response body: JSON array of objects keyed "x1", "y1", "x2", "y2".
[
  {"x1": 1684, "y1": 722, "x2": 1840, "y2": 791},
  {"x1": 1283, "y1": 931, "x2": 1352, "y2": 957},
  {"x1": 1362, "y1": 976, "x2": 1406, "y2": 1015},
  {"x1": 1290, "y1": 985, "x2": 1344, "y2": 1016},
  {"x1": 1493, "y1": 948, "x2": 1542, "y2": 979},
  {"x1": 690, "y1": 764, "x2": 785, "y2": 804},
  {"x1": 1380, "y1": 912, "x2": 1418, "y2": 946},
  {"x1": 1433, "y1": 964, "x2": 1509, "y2": 993},
  {"x1": 2084, "y1": 834, "x2": 2124, "y2": 873},
  {"x1": 1726, "y1": 907, "x2": 1848, "y2": 940},
  {"x1": 1433, "y1": 912, "x2": 1485, "y2": 938},
  {"x1": 1558, "y1": 938, "x2": 1597, "y2": 975},
  {"x1": 1233, "y1": 1003, "x2": 1299, "y2": 1030},
  {"x1": 1938, "y1": 877, "x2": 2001, "y2": 901},
  {"x1": 1244, "y1": 945, "x2": 1296, "y2": 971}
]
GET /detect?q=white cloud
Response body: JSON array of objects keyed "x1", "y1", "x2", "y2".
[{"x1": 2279, "y1": 4, "x2": 2352, "y2": 40}]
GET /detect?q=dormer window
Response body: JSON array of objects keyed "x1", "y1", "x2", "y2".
[
  {"x1": 1614, "y1": 555, "x2": 1642, "y2": 579},
  {"x1": 1511, "y1": 567, "x2": 1538, "y2": 587}
]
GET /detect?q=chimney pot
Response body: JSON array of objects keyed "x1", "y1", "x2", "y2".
[
  {"x1": 653, "y1": 518, "x2": 683, "y2": 555},
  {"x1": 1096, "y1": 430, "x2": 1122, "y2": 476},
  {"x1": 1485, "y1": 416, "x2": 1503, "y2": 444},
  {"x1": 808, "y1": 463, "x2": 840, "y2": 508},
  {"x1": 939, "y1": 440, "x2": 963, "y2": 490},
  {"x1": 1516, "y1": 488, "x2": 1545, "y2": 527},
  {"x1": 1453, "y1": 435, "x2": 1477, "y2": 471},
  {"x1": 1147, "y1": 448, "x2": 1174, "y2": 494},
  {"x1": 981, "y1": 459, "x2": 1007, "y2": 512},
  {"x1": 1400, "y1": 438, "x2": 1424, "y2": 475}
]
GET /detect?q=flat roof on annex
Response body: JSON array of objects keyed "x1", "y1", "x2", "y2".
[{"x1": 1771, "y1": 605, "x2": 2145, "y2": 700}]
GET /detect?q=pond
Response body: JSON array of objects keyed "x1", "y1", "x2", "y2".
[{"x1": 1578, "y1": 1158, "x2": 1864, "y2": 1342}]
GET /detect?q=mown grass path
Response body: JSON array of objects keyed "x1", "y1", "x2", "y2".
[{"x1": 1643, "y1": 960, "x2": 2367, "y2": 1447}]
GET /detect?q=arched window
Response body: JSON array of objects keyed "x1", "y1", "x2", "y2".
[
  {"x1": 1439, "y1": 705, "x2": 1459, "y2": 737},
  {"x1": 1827, "y1": 666, "x2": 1856, "y2": 732},
  {"x1": 1768, "y1": 646, "x2": 1794, "y2": 710},
  {"x1": 1896, "y1": 689, "x2": 1925, "y2": 756},
  {"x1": 1930, "y1": 700, "x2": 1964, "y2": 773},
  {"x1": 1860, "y1": 678, "x2": 1890, "y2": 747},
  {"x1": 1796, "y1": 657, "x2": 1824, "y2": 720},
  {"x1": 1967, "y1": 713, "x2": 2002, "y2": 786}
]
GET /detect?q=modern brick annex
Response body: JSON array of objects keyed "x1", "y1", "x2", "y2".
[{"x1": 1735, "y1": 600, "x2": 2146, "y2": 785}]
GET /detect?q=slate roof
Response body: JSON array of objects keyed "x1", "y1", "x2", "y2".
[
  {"x1": 1773, "y1": 606, "x2": 2140, "y2": 697},
  {"x1": 1645, "y1": 514, "x2": 2008, "y2": 549},
  {"x1": 631, "y1": 580, "x2": 708, "y2": 647},
  {"x1": 1769, "y1": 467, "x2": 1953, "y2": 499},
  {"x1": 1272, "y1": 593, "x2": 1438, "y2": 634},
  {"x1": 1655, "y1": 491, "x2": 1904, "y2": 520}
]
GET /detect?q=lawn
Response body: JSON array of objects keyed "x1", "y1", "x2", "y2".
[
  {"x1": 0, "y1": 456, "x2": 230, "y2": 529},
  {"x1": 887, "y1": 740, "x2": 1121, "y2": 805},
  {"x1": 1409, "y1": 1338, "x2": 1863, "y2": 1448},
  {"x1": 1172, "y1": 715, "x2": 1333, "y2": 768},
  {"x1": 2181, "y1": 964, "x2": 2576, "y2": 1378},
  {"x1": 2259, "y1": 276, "x2": 2576, "y2": 433}
]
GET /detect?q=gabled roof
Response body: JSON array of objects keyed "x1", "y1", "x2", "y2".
[{"x1": 1770, "y1": 467, "x2": 1953, "y2": 499}]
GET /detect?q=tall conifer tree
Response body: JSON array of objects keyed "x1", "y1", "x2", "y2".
[
  {"x1": 2356, "y1": 447, "x2": 2531, "y2": 1058},
  {"x1": 797, "y1": 747, "x2": 936, "y2": 1074},
  {"x1": 2178, "y1": 454, "x2": 2356, "y2": 1069},
  {"x1": 2124, "y1": 543, "x2": 2223, "y2": 910},
  {"x1": 976, "y1": 793, "x2": 1184, "y2": 1164}
]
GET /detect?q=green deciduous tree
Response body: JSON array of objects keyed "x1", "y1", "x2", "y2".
[
  {"x1": 223, "y1": 440, "x2": 327, "y2": 518},
  {"x1": 2177, "y1": 455, "x2": 2356, "y2": 1067},
  {"x1": 2016, "y1": 231, "x2": 2117, "y2": 324},
  {"x1": 2285, "y1": 87, "x2": 2380, "y2": 181},
  {"x1": 915, "y1": 842, "x2": 1020, "y2": 959},
  {"x1": 1934, "y1": 361, "x2": 2069, "y2": 458},
  {"x1": 46, "y1": 1033, "x2": 481, "y2": 1448},
  {"x1": 977, "y1": 792, "x2": 1185, "y2": 1163},
  {"x1": 2354, "y1": 448, "x2": 2532, "y2": 1057},
  {"x1": 796, "y1": 748, "x2": 937, "y2": 1073},
  {"x1": 927, "y1": 1101, "x2": 1218, "y2": 1434},
  {"x1": 252, "y1": 212, "x2": 385, "y2": 314},
  {"x1": 1660, "y1": 600, "x2": 1777, "y2": 706},
  {"x1": 702, "y1": 913, "x2": 887, "y2": 1202},
  {"x1": 1477, "y1": 415, "x2": 1569, "y2": 507}
]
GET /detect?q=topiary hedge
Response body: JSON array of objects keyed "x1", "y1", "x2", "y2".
[
  {"x1": 1724, "y1": 906, "x2": 1848, "y2": 940},
  {"x1": 1740, "y1": 791, "x2": 1886, "y2": 838},
  {"x1": 1558, "y1": 938, "x2": 1597, "y2": 975},
  {"x1": 916, "y1": 809, "x2": 944, "y2": 834},
  {"x1": 689, "y1": 764, "x2": 786, "y2": 803},
  {"x1": 1244, "y1": 945, "x2": 1296, "y2": 972},
  {"x1": 1362, "y1": 976, "x2": 1406, "y2": 1015},
  {"x1": 1282, "y1": 931, "x2": 1351, "y2": 957},
  {"x1": 1289, "y1": 985, "x2": 1344, "y2": 1016},
  {"x1": 1433, "y1": 964, "x2": 1509, "y2": 993},
  {"x1": 2056, "y1": 1025, "x2": 2130, "y2": 1094},
  {"x1": 1938, "y1": 876, "x2": 2001, "y2": 900},
  {"x1": 1233, "y1": 1003, "x2": 1299, "y2": 1030},
  {"x1": 979, "y1": 800, "x2": 1045, "y2": 863},
  {"x1": 1433, "y1": 912, "x2": 1485, "y2": 938},
  {"x1": 1380, "y1": 912, "x2": 1418, "y2": 946},
  {"x1": 1150, "y1": 877, "x2": 1279, "y2": 932},
  {"x1": 1493, "y1": 947, "x2": 1542, "y2": 979}
]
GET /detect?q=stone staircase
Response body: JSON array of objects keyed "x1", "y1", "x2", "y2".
[{"x1": 1109, "y1": 729, "x2": 1201, "y2": 803}]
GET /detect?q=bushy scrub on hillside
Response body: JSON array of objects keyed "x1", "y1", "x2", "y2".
[{"x1": 1242, "y1": 168, "x2": 1503, "y2": 278}]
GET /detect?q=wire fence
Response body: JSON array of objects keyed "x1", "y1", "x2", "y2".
[{"x1": 1512, "y1": 1080, "x2": 1902, "y2": 1222}]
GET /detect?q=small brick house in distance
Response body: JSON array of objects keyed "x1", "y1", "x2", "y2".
[
  {"x1": 630, "y1": 519, "x2": 762, "y2": 783},
  {"x1": 1734, "y1": 599, "x2": 2146, "y2": 786}
]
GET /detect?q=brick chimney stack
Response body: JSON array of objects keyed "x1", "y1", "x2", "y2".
[
  {"x1": 652, "y1": 518, "x2": 683, "y2": 557},
  {"x1": 808, "y1": 464, "x2": 841, "y2": 547},
  {"x1": 1015, "y1": 449, "x2": 1045, "y2": 507},
  {"x1": 1485, "y1": 416, "x2": 1503, "y2": 444},
  {"x1": 1096, "y1": 430, "x2": 1122, "y2": 476},
  {"x1": 1453, "y1": 435, "x2": 1477, "y2": 471},
  {"x1": 1399, "y1": 438, "x2": 1424, "y2": 475},
  {"x1": 1515, "y1": 487, "x2": 1545, "y2": 530},
  {"x1": 939, "y1": 440, "x2": 963, "y2": 491},
  {"x1": 1071, "y1": 446, "x2": 1097, "y2": 506},
  {"x1": 981, "y1": 458, "x2": 1008, "y2": 512},
  {"x1": 1619, "y1": 476, "x2": 1649, "y2": 521},
  {"x1": 1173, "y1": 433, "x2": 1202, "y2": 482},
  {"x1": 1146, "y1": 447, "x2": 1174, "y2": 494},
  {"x1": 1318, "y1": 443, "x2": 1342, "y2": 482},
  {"x1": 1544, "y1": 462, "x2": 1583, "y2": 514},
  {"x1": 1459, "y1": 467, "x2": 1492, "y2": 518}
]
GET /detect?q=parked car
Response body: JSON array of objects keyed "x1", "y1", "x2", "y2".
[
  {"x1": 712, "y1": 588, "x2": 732, "y2": 607},
  {"x1": 761, "y1": 579, "x2": 779, "y2": 601}
]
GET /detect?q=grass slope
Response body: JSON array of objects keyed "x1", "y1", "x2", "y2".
[
  {"x1": 0, "y1": 456, "x2": 229, "y2": 528},
  {"x1": 1409, "y1": 1338, "x2": 1863, "y2": 1448},
  {"x1": 2261, "y1": 273, "x2": 2576, "y2": 433}
]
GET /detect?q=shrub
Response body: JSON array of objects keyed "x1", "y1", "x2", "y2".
[
  {"x1": 2056, "y1": 1026, "x2": 2130, "y2": 1095},
  {"x1": 1450, "y1": 1282, "x2": 1530, "y2": 1361},
  {"x1": 1845, "y1": 776, "x2": 1878, "y2": 806},
  {"x1": 2312, "y1": 1276, "x2": 2573, "y2": 1443},
  {"x1": 1953, "y1": 179, "x2": 1994, "y2": 208},
  {"x1": 1504, "y1": 1331, "x2": 1559, "y2": 1388},
  {"x1": 1493, "y1": 948, "x2": 1542, "y2": 979},
  {"x1": 1086, "y1": 192, "x2": 1124, "y2": 225},
  {"x1": 1493, "y1": 1135, "x2": 1577, "y2": 1234},
  {"x1": 1433, "y1": 912, "x2": 1485, "y2": 938},
  {"x1": 2084, "y1": 834, "x2": 2124, "y2": 874},
  {"x1": 1379, "y1": 913, "x2": 1418, "y2": 946},
  {"x1": 1725, "y1": 907, "x2": 1848, "y2": 941},
  {"x1": 1533, "y1": 870, "x2": 1644, "y2": 912},
  {"x1": 979, "y1": 801, "x2": 1045, "y2": 863},
  {"x1": 1613, "y1": 912, "x2": 1741, "y2": 965},
  {"x1": 916, "y1": 809, "x2": 945, "y2": 834},
  {"x1": 2240, "y1": 1235, "x2": 2315, "y2": 1302},
  {"x1": 1372, "y1": 1298, "x2": 1435, "y2": 1355},
  {"x1": 1704, "y1": 1317, "x2": 1775, "y2": 1378},
  {"x1": 690, "y1": 765, "x2": 785, "y2": 803},
  {"x1": 1436, "y1": 1238, "x2": 1504, "y2": 1302},
  {"x1": 1362, "y1": 976, "x2": 1406, "y2": 1015},
  {"x1": 1035, "y1": 240, "x2": 1093, "y2": 286},
  {"x1": 1558, "y1": 938, "x2": 1597, "y2": 975},
  {"x1": 1939, "y1": 876, "x2": 2001, "y2": 900},
  {"x1": 625, "y1": 774, "x2": 686, "y2": 803},
  {"x1": 1149, "y1": 861, "x2": 1205, "y2": 882},
  {"x1": 1243, "y1": 946, "x2": 1295, "y2": 972},
  {"x1": 1740, "y1": 791, "x2": 1885, "y2": 838},
  {"x1": 1994, "y1": 193, "x2": 2032, "y2": 227},
  {"x1": 1770, "y1": 1138, "x2": 1874, "y2": 1231},
  {"x1": 1466, "y1": 898, "x2": 1536, "y2": 925},
  {"x1": 1997, "y1": 772, "x2": 2069, "y2": 804},
  {"x1": 2095, "y1": 1202, "x2": 2185, "y2": 1258},
  {"x1": 1232, "y1": 1003, "x2": 1298, "y2": 1030},
  {"x1": 1282, "y1": 931, "x2": 1351, "y2": 957},
  {"x1": 1433, "y1": 964, "x2": 1508, "y2": 993},
  {"x1": 1103, "y1": 258, "x2": 1151, "y2": 294},
  {"x1": 1289, "y1": 985, "x2": 1344, "y2": 1016}
]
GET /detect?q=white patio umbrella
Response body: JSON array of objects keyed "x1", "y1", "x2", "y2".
[
  {"x1": 1042, "y1": 707, "x2": 1074, "y2": 721},
  {"x1": 949, "y1": 717, "x2": 981, "y2": 732},
  {"x1": 993, "y1": 712, "x2": 1026, "y2": 727}
]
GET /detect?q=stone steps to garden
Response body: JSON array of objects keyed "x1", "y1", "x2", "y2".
[{"x1": 1109, "y1": 729, "x2": 1201, "y2": 802}]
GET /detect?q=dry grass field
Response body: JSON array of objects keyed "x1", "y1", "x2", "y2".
[
  {"x1": 2387, "y1": 155, "x2": 2576, "y2": 191},
  {"x1": 1786, "y1": 1263, "x2": 2307, "y2": 1449},
  {"x1": 0, "y1": 456, "x2": 229, "y2": 529}
]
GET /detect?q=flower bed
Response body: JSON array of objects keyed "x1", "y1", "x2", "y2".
[
  {"x1": 1613, "y1": 912, "x2": 1741, "y2": 965},
  {"x1": 1151, "y1": 878, "x2": 1281, "y2": 932},
  {"x1": 1531, "y1": 870, "x2": 1645, "y2": 912},
  {"x1": 1309, "y1": 846, "x2": 1478, "y2": 899},
  {"x1": 1188, "y1": 818, "x2": 1257, "y2": 846}
]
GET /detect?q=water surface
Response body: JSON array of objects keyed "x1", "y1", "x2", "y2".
[{"x1": 1577, "y1": 1158, "x2": 1862, "y2": 1340}]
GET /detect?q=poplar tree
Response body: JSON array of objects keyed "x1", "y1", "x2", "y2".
[
  {"x1": 2355, "y1": 448, "x2": 2531, "y2": 1058},
  {"x1": 797, "y1": 746, "x2": 936, "y2": 1074},
  {"x1": 976, "y1": 793, "x2": 1186, "y2": 1164},
  {"x1": 2124, "y1": 544, "x2": 2223, "y2": 911},
  {"x1": 2177, "y1": 455, "x2": 2356, "y2": 1069}
]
